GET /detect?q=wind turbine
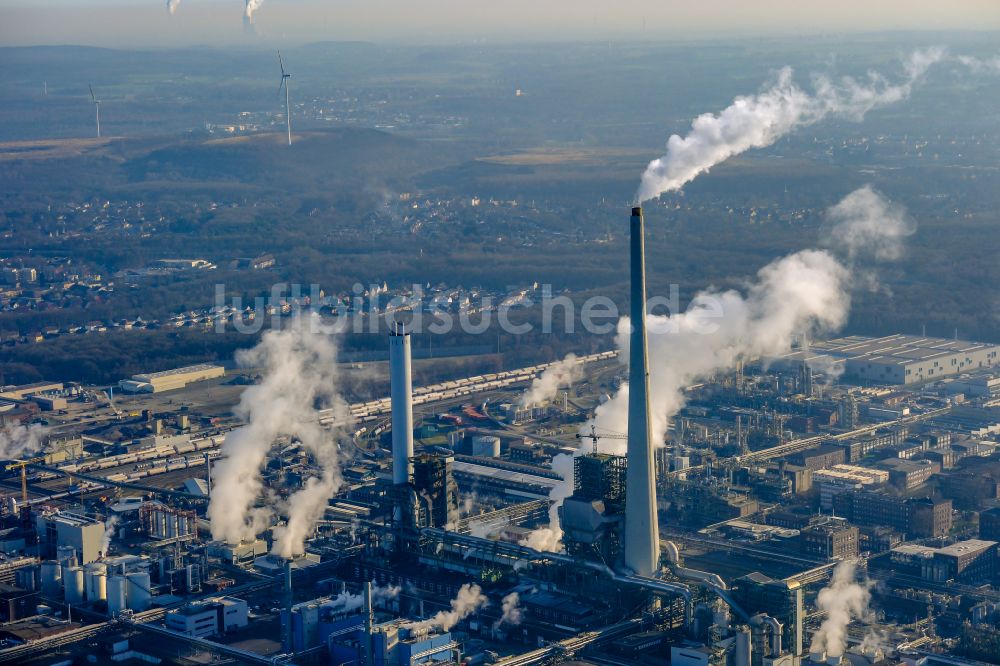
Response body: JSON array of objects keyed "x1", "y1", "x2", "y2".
[
  {"x1": 277, "y1": 51, "x2": 292, "y2": 146},
  {"x1": 89, "y1": 84, "x2": 101, "y2": 138}
]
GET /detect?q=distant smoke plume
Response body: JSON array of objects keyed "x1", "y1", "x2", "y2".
[
  {"x1": 520, "y1": 353, "x2": 582, "y2": 406},
  {"x1": 325, "y1": 583, "x2": 400, "y2": 615},
  {"x1": 409, "y1": 583, "x2": 488, "y2": 633},
  {"x1": 0, "y1": 423, "x2": 47, "y2": 459},
  {"x1": 492, "y1": 592, "x2": 523, "y2": 630},
  {"x1": 167, "y1": 0, "x2": 180, "y2": 15},
  {"x1": 208, "y1": 315, "x2": 350, "y2": 555},
  {"x1": 824, "y1": 185, "x2": 914, "y2": 261},
  {"x1": 637, "y1": 48, "x2": 944, "y2": 202},
  {"x1": 810, "y1": 560, "x2": 874, "y2": 658},
  {"x1": 101, "y1": 515, "x2": 119, "y2": 555},
  {"x1": 957, "y1": 54, "x2": 1000, "y2": 74},
  {"x1": 244, "y1": 0, "x2": 263, "y2": 25}
]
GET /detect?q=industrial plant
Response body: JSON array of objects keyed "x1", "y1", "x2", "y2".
[{"x1": 0, "y1": 202, "x2": 996, "y2": 666}]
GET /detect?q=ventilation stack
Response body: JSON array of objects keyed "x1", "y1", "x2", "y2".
[
  {"x1": 624, "y1": 206, "x2": 660, "y2": 576},
  {"x1": 390, "y1": 322, "x2": 415, "y2": 485}
]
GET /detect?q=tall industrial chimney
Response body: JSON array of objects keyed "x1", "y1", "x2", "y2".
[
  {"x1": 389, "y1": 322, "x2": 414, "y2": 486},
  {"x1": 624, "y1": 206, "x2": 660, "y2": 577}
]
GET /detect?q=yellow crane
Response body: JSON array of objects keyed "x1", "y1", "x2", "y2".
[{"x1": 4, "y1": 456, "x2": 46, "y2": 503}]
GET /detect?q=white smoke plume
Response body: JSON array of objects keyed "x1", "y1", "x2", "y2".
[
  {"x1": 167, "y1": 0, "x2": 180, "y2": 15},
  {"x1": 493, "y1": 592, "x2": 524, "y2": 630},
  {"x1": 0, "y1": 423, "x2": 47, "y2": 460},
  {"x1": 957, "y1": 54, "x2": 1000, "y2": 74},
  {"x1": 492, "y1": 592, "x2": 523, "y2": 630},
  {"x1": 208, "y1": 314, "x2": 351, "y2": 556},
  {"x1": 521, "y1": 452, "x2": 572, "y2": 553},
  {"x1": 324, "y1": 583, "x2": 401, "y2": 615},
  {"x1": 637, "y1": 48, "x2": 945, "y2": 202},
  {"x1": 524, "y1": 187, "x2": 912, "y2": 547},
  {"x1": 244, "y1": 0, "x2": 263, "y2": 25},
  {"x1": 409, "y1": 583, "x2": 488, "y2": 633},
  {"x1": 101, "y1": 515, "x2": 119, "y2": 556},
  {"x1": 520, "y1": 354, "x2": 582, "y2": 407},
  {"x1": 824, "y1": 185, "x2": 914, "y2": 262},
  {"x1": 810, "y1": 560, "x2": 874, "y2": 658}
]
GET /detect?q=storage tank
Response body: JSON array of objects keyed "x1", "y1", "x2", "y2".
[
  {"x1": 471, "y1": 435, "x2": 500, "y2": 458},
  {"x1": 63, "y1": 566, "x2": 85, "y2": 605},
  {"x1": 40, "y1": 561, "x2": 62, "y2": 597},
  {"x1": 107, "y1": 575, "x2": 128, "y2": 615},
  {"x1": 85, "y1": 563, "x2": 107, "y2": 602},
  {"x1": 126, "y1": 572, "x2": 152, "y2": 611}
]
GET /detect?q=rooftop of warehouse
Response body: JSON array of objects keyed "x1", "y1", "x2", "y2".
[{"x1": 134, "y1": 364, "x2": 224, "y2": 380}]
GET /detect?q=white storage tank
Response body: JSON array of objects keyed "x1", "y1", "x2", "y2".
[
  {"x1": 126, "y1": 572, "x2": 152, "y2": 611},
  {"x1": 107, "y1": 575, "x2": 128, "y2": 615},
  {"x1": 471, "y1": 435, "x2": 501, "y2": 458},
  {"x1": 40, "y1": 561, "x2": 62, "y2": 598},
  {"x1": 63, "y1": 566, "x2": 85, "y2": 604},
  {"x1": 85, "y1": 563, "x2": 107, "y2": 602}
]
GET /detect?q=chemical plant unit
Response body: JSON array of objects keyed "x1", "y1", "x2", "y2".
[{"x1": 0, "y1": 210, "x2": 998, "y2": 666}]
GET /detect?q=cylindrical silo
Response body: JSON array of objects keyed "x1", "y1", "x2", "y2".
[
  {"x1": 126, "y1": 572, "x2": 151, "y2": 611},
  {"x1": 471, "y1": 435, "x2": 500, "y2": 458},
  {"x1": 64, "y1": 566, "x2": 85, "y2": 605},
  {"x1": 85, "y1": 563, "x2": 107, "y2": 602},
  {"x1": 40, "y1": 561, "x2": 62, "y2": 598},
  {"x1": 107, "y1": 575, "x2": 128, "y2": 615}
]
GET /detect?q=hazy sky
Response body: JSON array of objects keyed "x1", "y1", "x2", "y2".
[{"x1": 1, "y1": 0, "x2": 999, "y2": 47}]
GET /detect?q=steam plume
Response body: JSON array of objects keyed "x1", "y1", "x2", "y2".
[
  {"x1": 810, "y1": 560, "x2": 874, "y2": 658},
  {"x1": 167, "y1": 0, "x2": 180, "y2": 15},
  {"x1": 824, "y1": 185, "x2": 913, "y2": 261},
  {"x1": 101, "y1": 515, "x2": 119, "y2": 555},
  {"x1": 520, "y1": 353, "x2": 582, "y2": 406},
  {"x1": 409, "y1": 583, "x2": 488, "y2": 632},
  {"x1": 492, "y1": 592, "x2": 523, "y2": 630},
  {"x1": 637, "y1": 48, "x2": 944, "y2": 202},
  {"x1": 957, "y1": 54, "x2": 1000, "y2": 74},
  {"x1": 208, "y1": 315, "x2": 350, "y2": 556},
  {"x1": 526, "y1": 187, "x2": 911, "y2": 547},
  {"x1": 244, "y1": 0, "x2": 263, "y2": 25},
  {"x1": 325, "y1": 583, "x2": 400, "y2": 615},
  {"x1": 0, "y1": 423, "x2": 47, "y2": 460}
]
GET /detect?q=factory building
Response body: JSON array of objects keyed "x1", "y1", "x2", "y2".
[
  {"x1": 410, "y1": 454, "x2": 459, "y2": 529},
  {"x1": 812, "y1": 465, "x2": 888, "y2": 510},
  {"x1": 776, "y1": 334, "x2": 1000, "y2": 385},
  {"x1": 730, "y1": 572, "x2": 804, "y2": 658},
  {"x1": 34, "y1": 511, "x2": 105, "y2": 564},
  {"x1": 877, "y1": 458, "x2": 940, "y2": 490},
  {"x1": 980, "y1": 507, "x2": 1000, "y2": 541},
  {"x1": 119, "y1": 363, "x2": 225, "y2": 393},
  {"x1": 889, "y1": 540, "x2": 997, "y2": 583},
  {"x1": 0, "y1": 583, "x2": 38, "y2": 622},
  {"x1": 799, "y1": 519, "x2": 859, "y2": 560},
  {"x1": 164, "y1": 597, "x2": 249, "y2": 637},
  {"x1": 290, "y1": 597, "x2": 458, "y2": 666},
  {"x1": 561, "y1": 452, "x2": 626, "y2": 566},
  {"x1": 833, "y1": 491, "x2": 952, "y2": 538}
]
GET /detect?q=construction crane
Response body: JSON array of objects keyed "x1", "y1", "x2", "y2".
[
  {"x1": 4, "y1": 456, "x2": 46, "y2": 503},
  {"x1": 576, "y1": 425, "x2": 627, "y2": 454}
]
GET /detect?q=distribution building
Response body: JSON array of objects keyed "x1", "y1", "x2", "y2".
[{"x1": 776, "y1": 334, "x2": 1000, "y2": 385}]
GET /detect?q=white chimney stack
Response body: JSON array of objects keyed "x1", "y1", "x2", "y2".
[
  {"x1": 624, "y1": 206, "x2": 660, "y2": 576},
  {"x1": 390, "y1": 322, "x2": 414, "y2": 486}
]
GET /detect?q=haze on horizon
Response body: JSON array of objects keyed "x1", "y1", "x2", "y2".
[{"x1": 1, "y1": 0, "x2": 999, "y2": 48}]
